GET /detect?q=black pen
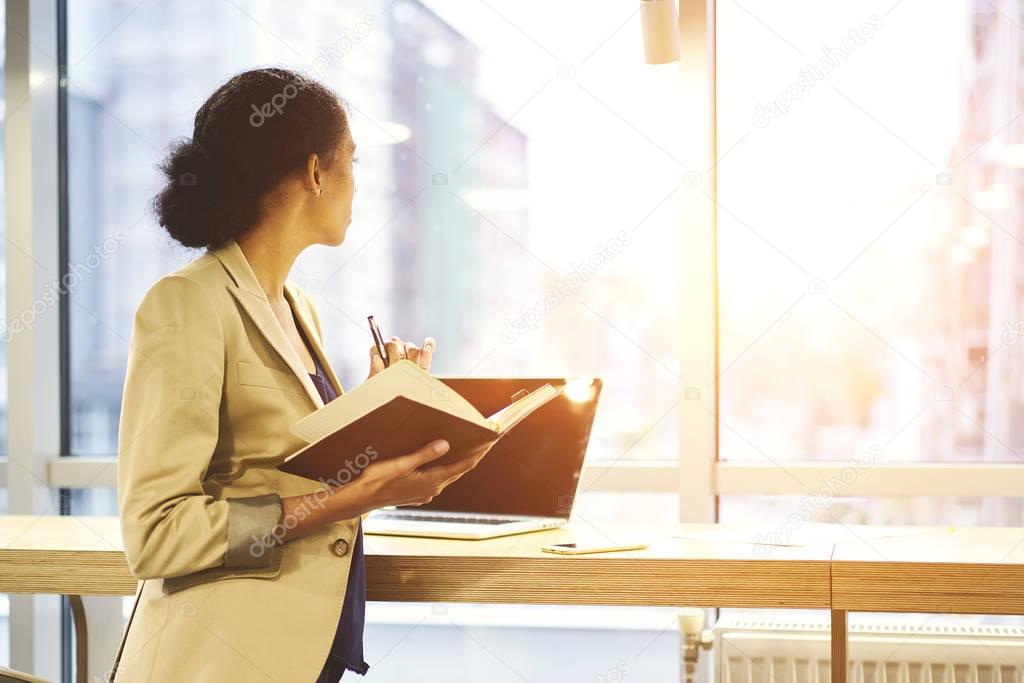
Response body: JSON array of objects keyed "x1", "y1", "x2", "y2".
[{"x1": 368, "y1": 315, "x2": 389, "y2": 368}]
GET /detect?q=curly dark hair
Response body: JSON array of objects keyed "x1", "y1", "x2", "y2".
[{"x1": 153, "y1": 67, "x2": 351, "y2": 249}]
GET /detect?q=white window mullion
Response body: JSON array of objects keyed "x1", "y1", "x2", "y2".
[
  {"x1": 38, "y1": 455, "x2": 1024, "y2": 500},
  {"x1": 715, "y1": 461, "x2": 1024, "y2": 499},
  {"x1": 676, "y1": 0, "x2": 717, "y2": 524},
  {"x1": 5, "y1": 0, "x2": 64, "y2": 678},
  {"x1": 581, "y1": 462, "x2": 679, "y2": 493}
]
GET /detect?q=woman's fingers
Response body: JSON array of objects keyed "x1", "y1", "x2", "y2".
[
  {"x1": 423, "y1": 443, "x2": 494, "y2": 483},
  {"x1": 394, "y1": 439, "x2": 450, "y2": 471},
  {"x1": 366, "y1": 441, "x2": 495, "y2": 508},
  {"x1": 427, "y1": 460, "x2": 478, "y2": 489},
  {"x1": 368, "y1": 345, "x2": 386, "y2": 377},
  {"x1": 403, "y1": 341, "x2": 421, "y2": 367},
  {"x1": 399, "y1": 338, "x2": 435, "y2": 371},
  {"x1": 371, "y1": 335, "x2": 436, "y2": 372},
  {"x1": 384, "y1": 337, "x2": 405, "y2": 364},
  {"x1": 417, "y1": 337, "x2": 436, "y2": 370}
]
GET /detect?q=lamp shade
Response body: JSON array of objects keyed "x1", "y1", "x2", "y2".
[{"x1": 640, "y1": 0, "x2": 681, "y2": 64}]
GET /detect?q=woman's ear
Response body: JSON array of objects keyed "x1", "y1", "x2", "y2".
[{"x1": 305, "y1": 152, "x2": 322, "y2": 196}]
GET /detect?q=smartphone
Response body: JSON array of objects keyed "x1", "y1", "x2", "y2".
[{"x1": 540, "y1": 540, "x2": 649, "y2": 555}]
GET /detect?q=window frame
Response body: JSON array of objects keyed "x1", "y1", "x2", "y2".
[{"x1": 5, "y1": 0, "x2": 66, "y2": 678}]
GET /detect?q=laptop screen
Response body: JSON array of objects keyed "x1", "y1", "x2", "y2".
[{"x1": 397, "y1": 377, "x2": 603, "y2": 519}]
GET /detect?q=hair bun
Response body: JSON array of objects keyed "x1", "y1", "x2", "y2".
[
  {"x1": 152, "y1": 67, "x2": 350, "y2": 250},
  {"x1": 152, "y1": 137, "x2": 233, "y2": 249},
  {"x1": 166, "y1": 139, "x2": 212, "y2": 184}
]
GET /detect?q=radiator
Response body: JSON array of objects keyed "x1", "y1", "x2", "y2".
[{"x1": 714, "y1": 617, "x2": 1024, "y2": 683}]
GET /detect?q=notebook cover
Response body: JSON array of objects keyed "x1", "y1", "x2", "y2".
[{"x1": 278, "y1": 395, "x2": 500, "y2": 483}]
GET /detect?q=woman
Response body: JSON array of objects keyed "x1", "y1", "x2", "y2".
[{"x1": 113, "y1": 68, "x2": 491, "y2": 682}]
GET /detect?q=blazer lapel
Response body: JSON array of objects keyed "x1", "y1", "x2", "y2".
[
  {"x1": 211, "y1": 241, "x2": 325, "y2": 409},
  {"x1": 285, "y1": 282, "x2": 344, "y2": 398}
]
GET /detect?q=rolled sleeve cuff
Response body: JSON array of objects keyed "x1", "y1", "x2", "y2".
[{"x1": 225, "y1": 493, "x2": 283, "y2": 569}]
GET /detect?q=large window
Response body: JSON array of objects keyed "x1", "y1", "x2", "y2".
[
  {"x1": 717, "y1": 1, "x2": 1024, "y2": 525},
  {"x1": 66, "y1": 0, "x2": 684, "y2": 483},
  {"x1": 63, "y1": 3, "x2": 1024, "y2": 520}
]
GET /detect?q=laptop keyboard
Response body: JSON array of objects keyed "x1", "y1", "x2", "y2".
[{"x1": 374, "y1": 512, "x2": 526, "y2": 525}]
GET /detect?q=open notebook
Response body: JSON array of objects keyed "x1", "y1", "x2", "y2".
[{"x1": 279, "y1": 360, "x2": 561, "y2": 482}]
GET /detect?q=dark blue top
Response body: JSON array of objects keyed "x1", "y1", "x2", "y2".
[{"x1": 307, "y1": 353, "x2": 369, "y2": 681}]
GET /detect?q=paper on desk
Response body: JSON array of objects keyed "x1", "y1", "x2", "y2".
[{"x1": 674, "y1": 523, "x2": 919, "y2": 548}]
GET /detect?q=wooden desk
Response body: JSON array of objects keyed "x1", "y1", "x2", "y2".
[
  {"x1": 0, "y1": 516, "x2": 833, "y2": 607},
  {"x1": 831, "y1": 525, "x2": 1024, "y2": 614},
  {"x1": 365, "y1": 523, "x2": 833, "y2": 608},
  {"x1": 824, "y1": 524, "x2": 1024, "y2": 682},
  {"x1": 4, "y1": 516, "x2": 1024, "y2": 683},
  {"x1": 0, "y1": 516, "x2": 134, "y2": 596}
]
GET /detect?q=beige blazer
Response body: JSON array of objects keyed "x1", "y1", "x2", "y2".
[{"x1": 113, "y1": 240, "x2": 357, "y2": 683}]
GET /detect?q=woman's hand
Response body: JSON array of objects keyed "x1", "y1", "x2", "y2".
[
  {"x1": 274, "y1": 438, "x2": 493, "y2": 544},
  {"x1": 355, "y1": 438, "x2": 493, "y2": 508},
  {"x1": 368, "y1": 336, "x2": 435, "y2": 378}
]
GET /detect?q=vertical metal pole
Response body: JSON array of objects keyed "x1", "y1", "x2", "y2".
[{"x1": 56, "y1": 1, "x2": 75, "y2": 679}]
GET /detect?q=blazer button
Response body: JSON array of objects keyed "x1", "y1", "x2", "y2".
[{"x1": 331, "y1": 538, "x2": 350, "y2": 557}]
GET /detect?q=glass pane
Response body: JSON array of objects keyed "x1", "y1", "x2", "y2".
[
  {"x1": 66, "y1": 0, "x2": 683, "y2": 461},
  {"x1": 574, "y1": 491, "x2": 679, "y2": 525},
  {"x1": 718, "y1": 2, "x2": 1023, "y2": 463}
]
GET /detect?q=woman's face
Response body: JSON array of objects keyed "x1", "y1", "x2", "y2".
[{"x1": 310, "y1": 136, "x2": 356, "y2": 247}]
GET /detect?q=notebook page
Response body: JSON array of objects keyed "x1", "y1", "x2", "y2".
[
  {"x1": 488, "y1": 384, "x2": 560, "y2": 433},
  {"x1": 290, "y1": 361, "x2": 484, "y2": 442}
]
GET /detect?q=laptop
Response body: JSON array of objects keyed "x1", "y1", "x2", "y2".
[{"x1": 364, "y1": 376, "x2": 603, "y2": 540}]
